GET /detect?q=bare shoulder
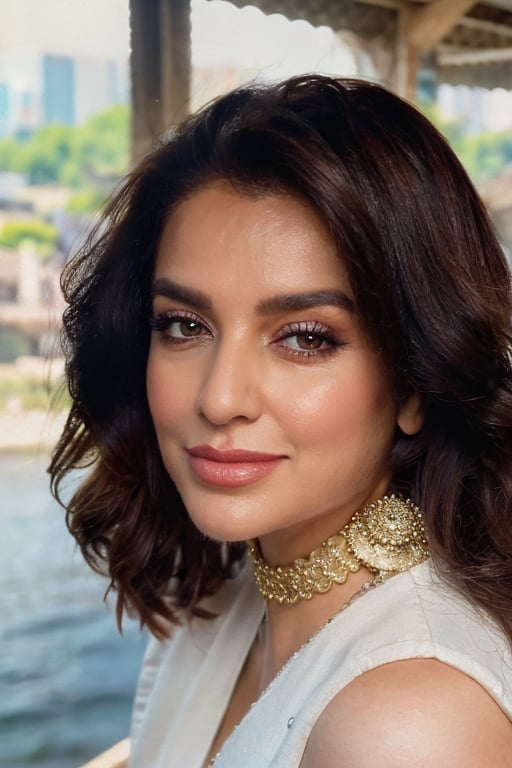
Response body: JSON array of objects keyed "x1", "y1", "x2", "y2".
[{"x1": 301, "y1": 659, "x2": 512, "y2": 768}]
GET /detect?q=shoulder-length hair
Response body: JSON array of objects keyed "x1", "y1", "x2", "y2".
[{"x1": 49, "y1": 75, "x2": 512, "y2": 640}]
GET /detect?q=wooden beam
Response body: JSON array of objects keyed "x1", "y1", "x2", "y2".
[
  {"x1": 160, "y1": 0, "x2": 192, "y2": 127},
  {"x1": 129, "y1": 0, "x2": 192, "y2": 162},
  {"x1": 406, "y1": 0, "x2": 477, "y2": 53},
  {"x1": 355, "y1": 0, "x2": 400, "y2": 9},
  {"x1": 458, "y1": 15, "x2": 512, "y2": 40},
  {"x1": 80, "y1": 739, "x2": 129, "y2": 768},
  {"x1": 439, "y1": 46, "x2": 512, "y2": 65},
  {"x1": 394, "y1": 0, "x2": 478, "y2": 102},
  {"x1": 395, "y1": 4, "x2": 419, "y2": 100},
  {"x1": 129, "y1": 0, "x2": 163, "y2": 162}
]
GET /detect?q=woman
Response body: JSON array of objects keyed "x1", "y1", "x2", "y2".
[{"x1": 50, "y1": 75, "x2": 512, "y2": 767}]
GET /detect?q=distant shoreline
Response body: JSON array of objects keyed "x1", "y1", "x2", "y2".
[
  {"x1": 0, "y1": 356, "x2": 67, "y2": 452},
  {"x1": 0, "y1": 409, "x2": 67, "y2": 452}
]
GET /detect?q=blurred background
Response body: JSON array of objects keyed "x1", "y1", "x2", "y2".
[{"x1": 0, "y1": 1, "x2": 511, "y2": 766}]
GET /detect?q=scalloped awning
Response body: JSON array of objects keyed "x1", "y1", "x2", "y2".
[
  {"x1": 216, "y1": 0, "x2": 512, "y2": 90},
  {"x1": 129, "y1": 0, "x2": 512, "y2": 159}
]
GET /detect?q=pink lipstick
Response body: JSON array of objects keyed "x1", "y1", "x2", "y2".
[{"x1": 185, "y1": 445, "x2": 285, "y2": 487}]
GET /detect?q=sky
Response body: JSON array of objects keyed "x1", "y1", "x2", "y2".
[
  {"x1": 0, "y1": 0, "x2": 356, "y2": 76},
  {"x1": 0, "y1": 0, "x2": 130, "y2": 60}
]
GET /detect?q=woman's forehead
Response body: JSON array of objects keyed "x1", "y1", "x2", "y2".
[{"x1": 154, "y1": 182, "x2": 351, "y2": 297}]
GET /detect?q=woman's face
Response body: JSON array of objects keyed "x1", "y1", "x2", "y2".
[{"x1": 147, "y1": 182, "x2": 420, "y2": 561}]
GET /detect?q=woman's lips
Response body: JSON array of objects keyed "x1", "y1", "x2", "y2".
[{"x1": 185, "y1": 445, "x2": 286, "y2": 487}]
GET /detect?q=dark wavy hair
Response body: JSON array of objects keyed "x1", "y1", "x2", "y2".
[{"x1": 49, "y1": 75, "x2": 512, "y2": 640}]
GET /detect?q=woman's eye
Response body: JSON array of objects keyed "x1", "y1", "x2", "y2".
[
  {"x1": 277, "y1": 323, "x2": 343, "y2": 357},
  {"x1": 170, "y1": 319, "x2": 204, "y2": 338},
  {"x1": 149, "y1": 312, "x2": 210, "y2": 342},
  {"x1": 283, "y1": 332, "x2": 325, "y2": 351}
]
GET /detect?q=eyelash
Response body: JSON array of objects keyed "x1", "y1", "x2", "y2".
[
  {"x1": 149, "y1": 310, "x2": 211, "y2": 343},
  {"x1": 149, "y1": 311, "x2": 345, "y2": 359},
  {"x1": 274, "y1": 321, "x2": 345, "y2": 359}
]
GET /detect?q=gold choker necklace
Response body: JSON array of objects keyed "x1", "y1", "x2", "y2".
[{"x1": 247, "y1": 495, "x2": 429, "y2": 604}]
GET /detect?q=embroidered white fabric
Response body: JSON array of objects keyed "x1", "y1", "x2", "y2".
[{"x1": 128, "y1": 559, "x2": 512, "y2": 768}]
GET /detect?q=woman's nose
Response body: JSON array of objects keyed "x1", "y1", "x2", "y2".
[{"x1": 196, "y1": 339, "x2": 262, "y2": 425}]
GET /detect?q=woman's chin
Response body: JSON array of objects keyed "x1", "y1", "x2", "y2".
[{"x1": 186, "y1": 507, "x2": 266, "y2": 544}]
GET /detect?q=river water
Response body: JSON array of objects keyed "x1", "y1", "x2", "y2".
[{"x1": 0, "y1": 452, "x2": 147, "y2": 768}]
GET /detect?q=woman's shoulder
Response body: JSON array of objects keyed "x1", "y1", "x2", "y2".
[
  {"x1": 351, "y1": 558, "x2": 512, "y2": 666},
  {"x1": 343, "y1": 560, "x2": 512, "y2": 708},
  {"x1": 302, "y1": 657, "x2": 512, "y2": 768},
  {"x1": 300, "y1": 560, "x2": 512, "y2": 766},
  {"x1": 272, "y1": 559, "x2": 512, "y2": 718}
]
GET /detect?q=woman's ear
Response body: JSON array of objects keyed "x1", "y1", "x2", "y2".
[{"x1": 397, "y1": 392, "x2": 423, "y2": 436}]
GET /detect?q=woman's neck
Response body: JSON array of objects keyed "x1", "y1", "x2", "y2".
[{"x1": 257, "y1": 565, "x2": 375, "y2": 692}]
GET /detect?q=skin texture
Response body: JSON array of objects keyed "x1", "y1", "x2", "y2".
[
  {"x1": 147, "y1": 182, "x2": 421, "y2": 563},
  {"x1": 301, "y1": 659, "x2": 512, "y2": 767},
  {"x1": 146, "y1": 182, "x2": 512, "y2": 765}
]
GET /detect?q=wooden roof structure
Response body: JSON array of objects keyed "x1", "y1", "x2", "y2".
[
  {"x1": 225, "y1": 1, "x2": 512, "y2": 90},
  {"x1": 130, "y1": 0, "x2": 512, "y2": 158}
]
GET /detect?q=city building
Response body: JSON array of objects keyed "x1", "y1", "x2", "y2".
[{"x1": 0, "y1": 50, "x2": 128, "y2": 136}]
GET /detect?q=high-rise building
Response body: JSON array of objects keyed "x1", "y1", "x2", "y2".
[
  {"x1": 74, "y1": 56, "x2": 128, "y2": 124},
  {"x1": 42, "y1": 54, "x2": 75, "y2": 125}
]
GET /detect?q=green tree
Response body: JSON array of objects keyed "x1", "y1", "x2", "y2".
[
  {"x1": 0, "y1": 104, "x2": 130, "y2": 187},
  {"x1": 73, "y1": 104, "x2": 130, "y2": 178},
  {"x1": 17, "y1": 124, "x2": 75, "y2": 184},
  {"x1": 460, "y1": 130, "x2": 512, "y2": 182},
  {"x1": 0, "y1": 137, "x2": 25, "y2": 172},
  {"x1": 0, "y1": 219, "x2": 58, "y2": 256},
  {"x1": 65, "y1": 187, "x2": 108, "y2": 214},
  {"x1": 420, "y1": 100, "x2": 512, "y2": 183}
]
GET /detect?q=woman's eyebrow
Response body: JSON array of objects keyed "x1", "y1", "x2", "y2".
[
  {"x1": 151, "y1": 279, "x2": 354, "y2": 316},
  {"x1": 257, "y1": 290, "x2": 355, "y2": 315},
  {"x1": 151, "y1": 277, "x2": 212, "y2": 311}
]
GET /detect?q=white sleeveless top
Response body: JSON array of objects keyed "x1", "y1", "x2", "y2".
[{"x1": 129, "y1": 559, "x2": 512, "y2": 768}]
